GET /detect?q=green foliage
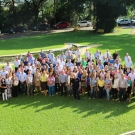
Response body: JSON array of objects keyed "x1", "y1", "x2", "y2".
[{"x1": 93, "y1": 0, "x2": 127, "y2": 33}]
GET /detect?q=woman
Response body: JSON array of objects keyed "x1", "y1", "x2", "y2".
[
  {"x1": 34, "y1": 68, "x2": 41, "y2": 93},
  {"x1": 1, "y1": 78, "x2": 7, "y2": 101},
  {"x1": 5, "y1": 73, "x2": 12, "y2": 98},
  {"x1": 97, "y1": 76, "x2": 105, "y2": 99},
  {"x1": 81, "y1": 70, "x2": 87, "y2": 96},
  {"x1": 90, "y1": 75, "x2": 97, "y2": 99},
  {"x1": 87, "y1": 73, "x2": 91, "y2": 97},
  {"x1": 104, "y1": 74, "x2": 112, "y2": 100},
  {"x1": 12, "y1": 73, "x2": 19, "y2": 97},
  {"x1": 40, "y1": 69, "x2": 48, "y2": 96},
  {"x1": 54, "y1": 71, "x2": 59, "y2": 94},
  {"x1": 67, "y1": 72, "x2": 74, "y2": 96},
  {"x1": 127, "y1": 76, "x2": 133, "y2": 102},
  {"x1": 47, "y1": 72, "x2": 55, "y2": 96},
  {"x1": 111, "y1": 75, "x2": 119, "y2": 101}
]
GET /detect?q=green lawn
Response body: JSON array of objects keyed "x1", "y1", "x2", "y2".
[
  {"x1": 0, "y1": 28, "x2": 135, "y2": 135},
  {"x1": 0, "y1": 29, "x2": 135, "y2": 58},
  {"x1": 0, "y1": 94, "x2": 135, "y2": 135}
]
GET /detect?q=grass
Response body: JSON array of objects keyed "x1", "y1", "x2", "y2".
[
  {"x1": 0, "y1": 28, "x2": 135, "y2": 58},
  {"x1": 0, "y1": 93, "x2": 135, "y2": 135},
  {"x1": 0, "y1": 28, "x2": 135, "y2": 134}
]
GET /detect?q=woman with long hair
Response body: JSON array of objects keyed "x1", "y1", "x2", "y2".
[
  {"x1": 5, "y1": 73, "x2": 12, "y2": 98},
  {"x1": 81, "y1": 70, "x2": 87, "y2": 96},
  {"x1": 40, "y1": 69, "x2": 48, "y2": 96},
  {"x1": 47, "y1": 72, "x2": 55, "y2": 96},
  {"x1": 34, "y1": 68, "x2": 41, "y2": 93},
  {"x1": 127, "y1": 76, "x2": 133, "y2": 102},
  {"x1": 12, "y1": 72, "x2": 19, "y2": 97}
]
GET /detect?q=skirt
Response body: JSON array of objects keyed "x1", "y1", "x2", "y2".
[{"x1": 41, "y1": 82, "x2": 47, "y2": 90}]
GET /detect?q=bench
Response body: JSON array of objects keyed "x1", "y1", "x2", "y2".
[{"x1": 97, "y1": 29, "x2": 104, "y2": 33}]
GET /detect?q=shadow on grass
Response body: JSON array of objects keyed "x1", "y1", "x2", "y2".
[{"x1": 1, "y1": 93, "x2": 135, "y2": 118}]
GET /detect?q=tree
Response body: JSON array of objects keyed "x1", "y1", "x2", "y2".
[
  {"x1": 24, "y1": 0, "x2": 47, "y2": 25},
  {"x1": 93, "y1": 0, "x2": 127, "y2": 33}
]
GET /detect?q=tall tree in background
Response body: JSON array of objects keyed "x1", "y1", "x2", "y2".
[
  {"x1": 25, "y1": 0, "x2": 47, "y2": 25},
  {"x1": 93, "y1": 0, "x2": 127, "y2": 33}
]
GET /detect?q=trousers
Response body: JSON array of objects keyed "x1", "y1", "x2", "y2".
[{"x1": 2, "y1": 89, "x2": 7, "y2": 101}]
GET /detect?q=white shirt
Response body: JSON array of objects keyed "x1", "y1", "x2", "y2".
[
  {"x1": 26, "y1": 74, "x2": 33, "y2": 83},
  {"x1": 5, "y1": 78, "x2": 12, "y2": 85},
  {"x1": 128, "y1": 73, "x2": 135, "y2": 81},
  {"x1": 75, "y1": 50, "x2": 81, "y2": 57},
  {"x1": 85, "y1": 51, "x2": 89, "y2": 58},
  {"x1": 5, "y1": 65, "x2": 12, "y2": 71},
  {"x1": 126, "y1": 61, "x2": 133, "y2": 68},
  {"x1": 1, "y1": 70, "x2": 8, "y2": 78},
  {"x1": 104, "y1": 52, "x2": 111, "y2": 58},
  {"x1": 112, "y1": 78, "x2": 119, "y2": 88},
  {"x1": 14, "y1": 60, "x2": 21, "y2": 67},
  {"x1": 124, "y1": 56, "x2": 131, "y2": 63}
]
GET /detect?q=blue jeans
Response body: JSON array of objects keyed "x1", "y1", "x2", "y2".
[
  {"x1": 48, "y1": 86, "x2": 54, "y2": 96},
  {"x1": 91, "y1": 86, "x2": 96, "y2": 98},
  {"x1": 106, "y1": 89, "x2": 110, "y2": 99}
]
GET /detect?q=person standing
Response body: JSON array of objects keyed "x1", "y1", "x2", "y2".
[
  {"x1": 104, "y1": 74, "x2": 112, "y2": 100},
  {"x1": 1, "y1": 78, "x2": 7, "y2": 101},
  {"x1": 111, "y1": 75, "x2": 119, "y2": 101},
  {"x1": 40, "y1": 69, "x2": 48, "y2": 96},
  {"x1": 26, "y1": 70, "x2": 33, "y2": 96},
  {"x1": 90, "y1": 75, "x2": 97, "y2": 99},
  {"x1": 59, "y1": 70, "x2": 67, "y2": 97},
  {"x1": 12, "y1": 73, "x2": 19, "y2": 97},
  {"x1": 34, "y1": 68, "x2": 41, "y2": 93},
  {"x1": 54, "y1": 71, "x2": 60, "y2": 94},
  {"x1": 87, "y1": 73, "x2": 91, "y2": 98},
  {"x1": 47, "y1": 72, "x2": 55, "y2": 96},
  {"x1": 14, "y1": 57, "x2": 21, "y2": 72},
  {"x1": 19, "y1": 69, "x2": 27, "y2": 95},
  {"x1": 118, "y1": 73, "x2": 128, "y2": 103},
  {"x1": 97, "y1": 76, "x2": 105, "y2": 99},
  {"x1": 127, "y1": 76, "x2": 133, "y2": 102},
  {"x1": 71, "y1": 73, "x2": 81, "y2": 100},
  {"x1": 5, "y1": 73, "x2": 12, "y2": 98},
  {"x1": 81, "y1": 70, "x2": 87, "y2": 96}
]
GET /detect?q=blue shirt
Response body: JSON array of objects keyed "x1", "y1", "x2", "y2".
[{"x1": 87, "y1": 77, "x2": 91, "y2": 85}]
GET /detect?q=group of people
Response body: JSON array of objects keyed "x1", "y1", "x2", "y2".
[{"x1": 0, "y1": 48, "x2": 135, "y2": 103}]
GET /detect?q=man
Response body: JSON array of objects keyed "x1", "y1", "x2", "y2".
[
  {"x1": 104, "y1": 49, "x2": 111, "y2": 59},
  {"x1": 94, "y1": 50, "x2": 100, "y2": 59},
  {"x1": 71, "y1": 73, "x2": 81, "y2": 100},
  {"x1": 124, "y1": 53, "x2": 131, "y2": 63},
  {"x1": 26, "y1": 70, "x2": 33, "y2": 96},
  {"x1": 5, "y1": 61, "x2": 12, "y2": 72},
  {"x1": 113, "y1": 50, "x2": 119, "y2": 60},
  {"x1": 19, "y1": 69, "x2": 27, "y2": 94},
  {"x1": 28, "y1": 54, "x2": 35, "y2": 65},
  {"x1": 75, "y1": 48, "x2": 81, "y2": 58},
  {"x1": 40, "y1": 49, "x2": 45, "y2": 58},
  {"x1": 59, "y1": 70, "x2": 67, "y2": 96},
  {"x1": 126, "y1": 58, "x2": 133, "y2": 69},
  {"x1": 66, "y1": 59, "x2": 73, "y2": 68},
  {"x1": 1, "y1": 67, "x2": 8, "y2": 78},
  {"x1": 14, "y1": 57, "x2": 21, "y2": 72},
  {"x1": 118, "y1": 73, "x2": 128, "y2": 103}
]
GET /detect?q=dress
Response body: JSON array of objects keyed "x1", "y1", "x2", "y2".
[
  {"x1": 34, "y1": 73, "x2": 41, "y2": 87},
  {"x1": 6, "y1": 78, "x2": 12, "y2": 98},
  {"x1": 81, "y1": 75, "x2": 87, "y2": 88}
]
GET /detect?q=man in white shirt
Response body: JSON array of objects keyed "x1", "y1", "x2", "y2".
[
  {"x1": 14, "y1": 57, "x2": 21, "y2": 72},
  {"x1": 124, "y1": 53, "x2": 131, "y2": 63},
  {"x1": 126, "y1": 58, "x2": 133, "y2": 68},
  {"x1": 5, "y1": 61, "x2": 12, "y2": 72},
  {"x1": 75, "y1": 48, "x2": 81, "y2": 58},
  {"x1": 104, "y1": 49, "x2": 111, "y2": 59},
  {"x1": 19, "y1": 69, "x2": 27, "y2": 94},
  {"x1": 128, "y1": 69, "x2": 135, "y2": 81}
]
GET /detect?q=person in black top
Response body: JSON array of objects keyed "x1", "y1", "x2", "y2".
[
  {"x1": 113, "y1": 51, "x2": 119, "y2": 60},
  {"x1": 71, "y1": 73, "x2": 81, "y2": 100},
  {"x1": 1, "y1": 78, "x2": 7, "y2": 101}
]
